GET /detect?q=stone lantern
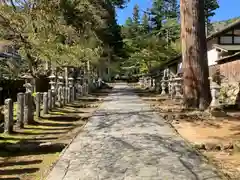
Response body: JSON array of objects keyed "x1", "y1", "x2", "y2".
[
  {"x1": 174, "y1": 77, "x2": 183, "y2": 99},
  {"x1": 160, "y1": 80, "x2": 167, "y2": 95},
  {"x1": 68, "y1": 77, "x2": 75, "y2": 101},
  {"x1": 76, "y1": 76, "x2": 83, "y2": 96},
  {"x1": 58, "y1": 76, "x2": 64, "y2": 88},
  {"x1": 68, "y1": 77, "x2": 74, "y2": 87},
  {"x1": 48, "y1": 74, "x2": 56, "y2": 90},
  {"x1": 22, "y1": 74, "x2": 33, "y2": 93},
  {"x1": 160, "y1": 73, "x2": 168, "y2": 95},
  {"x1": 209, "y1": 77, "x2": 221, "y2": 109}
]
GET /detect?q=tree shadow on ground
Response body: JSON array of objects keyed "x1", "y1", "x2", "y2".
[
  {"x1": 0, "y1": 136, "x2": 58, "y2": 141},
  {"x1": 0, "y1": 178, "x2": 20, "y2": 180},
  {"x1": 0, "y1": 143, "x2": 65, "y2": 179},
  {"x1": 104, "y1": 133, "x2": 222, "y2": 179},
  {"x1": 0, "y1": 142, "x2": 65, "y2": 157},
  {"x1": 0, "y1": 168, "x2": 39, "y2": 175},
  {"x1": 93, "y1": 109, "x2": 156, "y2": 117},
  {"x1": 0, "y1": 160, "x2": 42, "y2": 167},
  {"x1": 12, "y1": 131, "x2": 65, "y2": 136},
  {"x1": 52, "y1": 108, "x2": 86, "y2": 114},
  {"x1": 41, "y1": 116, "x2": 80, "y2": 122}
]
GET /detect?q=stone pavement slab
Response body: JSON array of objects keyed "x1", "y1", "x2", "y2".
[{"x1": 46, "y1": 83, "x2": 223, "y2": 180}]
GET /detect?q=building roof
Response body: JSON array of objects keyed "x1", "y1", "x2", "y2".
[
  {"x1": 164, "y1": 20, "x2": 240, "y2": 66},
  {"x1": 216, "y1": 51, "x2": 240, "y2": 64},
  {"x1": 150, "y1": 19, "x2": 240, "y2": 75},
  {"x1": 213, "y1": 44, "x2": 240, "y2": 52},
  {"x1": 207, "y1": 19, "x2": 240, "y2": 40}
]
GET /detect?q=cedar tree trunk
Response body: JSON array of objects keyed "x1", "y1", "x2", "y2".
[{"x1": 180, "y1": 0, "x2": 211, "y2": 109}]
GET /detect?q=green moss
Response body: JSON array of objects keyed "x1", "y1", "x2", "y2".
[{"x1": 50, "y1": 111, "x2": 66, "y2": 115}]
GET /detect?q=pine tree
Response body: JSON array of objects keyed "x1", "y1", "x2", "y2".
[
  {"x1": 205, "y1": 0, "x2": 219, "y2": 35},
  {"x1": 151, "y1": 0, "x2": 164, "y2": 30},
  {"x1": 141, "y1": 12, "x2": 149, "y2": 34},
  {"x1": 164, "y1": 0, "x2": 179, "y2": 19},
  {"x1": 133, "y1": 4, "x2": 140, "y2": 25}
]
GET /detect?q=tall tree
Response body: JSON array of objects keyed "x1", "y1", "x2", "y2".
[
  {"x1": 132, "y1": 4, "x2": 140, "y2": 35},
  {"x1": 132, "y1": 4, "x2": 140, "y2": 24},
  {"x1": 205, "y1": 0, "x2": 219, "y2": 35},
  {"x1": 180, "y1": 0, "x2": 211, "y2": 109},
  {"x1": 164, "y1": 0, "x2": 179, "y2": 19},
  {"x1": 141, "y1": 12, "x2": 150, "y2": 34},
  {"x1": 151, "y1": 0, "x2": 164, "y2": 30}
]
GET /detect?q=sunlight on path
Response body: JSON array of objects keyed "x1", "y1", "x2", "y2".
[{"x1": 46, "y1": 83, "x2": 222, "y2": 180}]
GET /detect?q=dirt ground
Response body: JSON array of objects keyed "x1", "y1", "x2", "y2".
[
  {"x1": 135, "y1": 87, "x2": 240, "y2": 179},
  {"x1": 0, "y1": 90, "x2": 110, "y2": 180}
]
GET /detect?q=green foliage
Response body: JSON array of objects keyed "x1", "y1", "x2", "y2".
[
  {"x1": 204, "y1": 0, "x2": 220, "y2": 34},
  {"x1": 0, "y1": 0, "x2": 126, "y2": 79},
  {"x1": 119, "y1": 0, "x2": 181, "y2": 77}
]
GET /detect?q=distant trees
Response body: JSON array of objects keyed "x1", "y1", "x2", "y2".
[
  {"x1": 120, "y1": 0, "x2": 181, "y2": 76},
  {"x1": 0, "y1": 0, "x2": 126, "y2": 80},
  {"x1": 205, "y1": 0, "x2": 220, "y2": 35}
]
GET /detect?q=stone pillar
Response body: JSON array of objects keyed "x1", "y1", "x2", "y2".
[
  {"x1": 174, "y1": 78, "x2": 183, "y2": 99},
  {"x1": 80, "y1": 85, "x2": 83, "y2": 96},
  {"x1": 71, "y1": 86, "x2": 75, "y2": 101},
  {"x1": 48, "y1": 90, "x2": 52, "y2": 111},
  {"x1": 17, "y1": 93, "x2": 24, "y2": 128},
  {"x1": 24, "y1": 92, "x2": 34, "y2": 125},
  {"x1": 63, "y1": 87, "x2": 66, "y2": 105},
  {"x1": 152, "y1": 79, "x2": 156, "y2": 90},
  {"x1": 67, "y1": 87, "x2": 71, "y2": 103},
  {"x1": 52, "y1": 90, "x2": 56, "y2": 108},
  {"x1": 35, "y1": 92, "x2": 41, "y2": 118},
  {"x1": 43, "y1": 92, "x2": 48, "y2": 114},
  {"x1": 57, "y1": 87, "x2": 63, "y2": 107},
  {"x1": 169, "y1": 78, "x2": 175, "y2": 99},
  {"x1": 65, "y1": 67, "x2": 69, "y2": 87},
  {"x1": 4, "y1": 98, "x2": 13, "y2": 134}
]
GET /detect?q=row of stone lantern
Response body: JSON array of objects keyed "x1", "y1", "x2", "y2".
[
  {"x1": 158, "y1": 74, "x2": 223, "y2": 109},
  {"x1": 158, "y1": 75, "x2": 183, "y2": 100}
]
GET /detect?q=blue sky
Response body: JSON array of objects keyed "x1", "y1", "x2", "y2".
[{"x1": 116, "y1": 0, "x2": 240, "y2": 25}]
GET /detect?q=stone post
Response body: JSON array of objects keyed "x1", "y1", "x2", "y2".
[
  {"x1": 57, "y1": 87, "x2": 63, "y2": 107},
  {"x1": 65, "y1": 67, "x2": 69, "y2": 88},
  {"x1": 52, "y1": 90, "x2": 56, "y2": 108},
  {"x1": 48, "y1": 90, "x2": 52, "y2": 111},
  {"x1": 152, "y1": 79, "x2": 156, "y2": 90},
  {"x1": 63, "y1": 87, "x2": 66, "y2": 105},
  {"x1": 67, "y1": 87, "x2": 71, "y2": 103},
  {"x1": 17, "y1": 93, "x2": 24, "y2": 128},
  {"x1": 43, "y1": 92, "x2": 48, "y2": 114},
  {"x1": 169, "y1": 78, "x2": 175, "y2": 99},
  {"x1": 24, "y1": 92, "x2": 34, "y2": 125},
  {"x1": 79, "y1": 85, "x2": 83, "y2": 96},
  {"x1": 155, "y1": 79, "x2": 160, "y2": 92},
  {"x1": 71, "y1": 86, "x2": 75, "y2": 101},
  {"x1": 4, "y1": 98, "x2": 13, "y2": 134},
  {"x1": 60, "y1": 87, "x2": 63, "y2": 106},
  {"x1": 35, "y1": 92, "x2": 41, "y2": 118},
  {"x1": 139, "y1": 77, "x2": 144, "y2": 88},
  {"x1": 175, "y1": 77, "x2": 183, "y2": 99}
]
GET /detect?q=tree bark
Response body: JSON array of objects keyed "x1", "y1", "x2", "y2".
[{"x1": 180, "y1": 0, "x2": 211, "y2": 109}]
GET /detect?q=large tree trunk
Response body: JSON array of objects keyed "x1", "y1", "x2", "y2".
[{"x1": 180, "y1": 0, "x2": 211, "y2": 110}]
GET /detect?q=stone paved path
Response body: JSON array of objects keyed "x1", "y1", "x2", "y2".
[{"x1": 46, "y1": 83, "x2": 223, "y2": 180}]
